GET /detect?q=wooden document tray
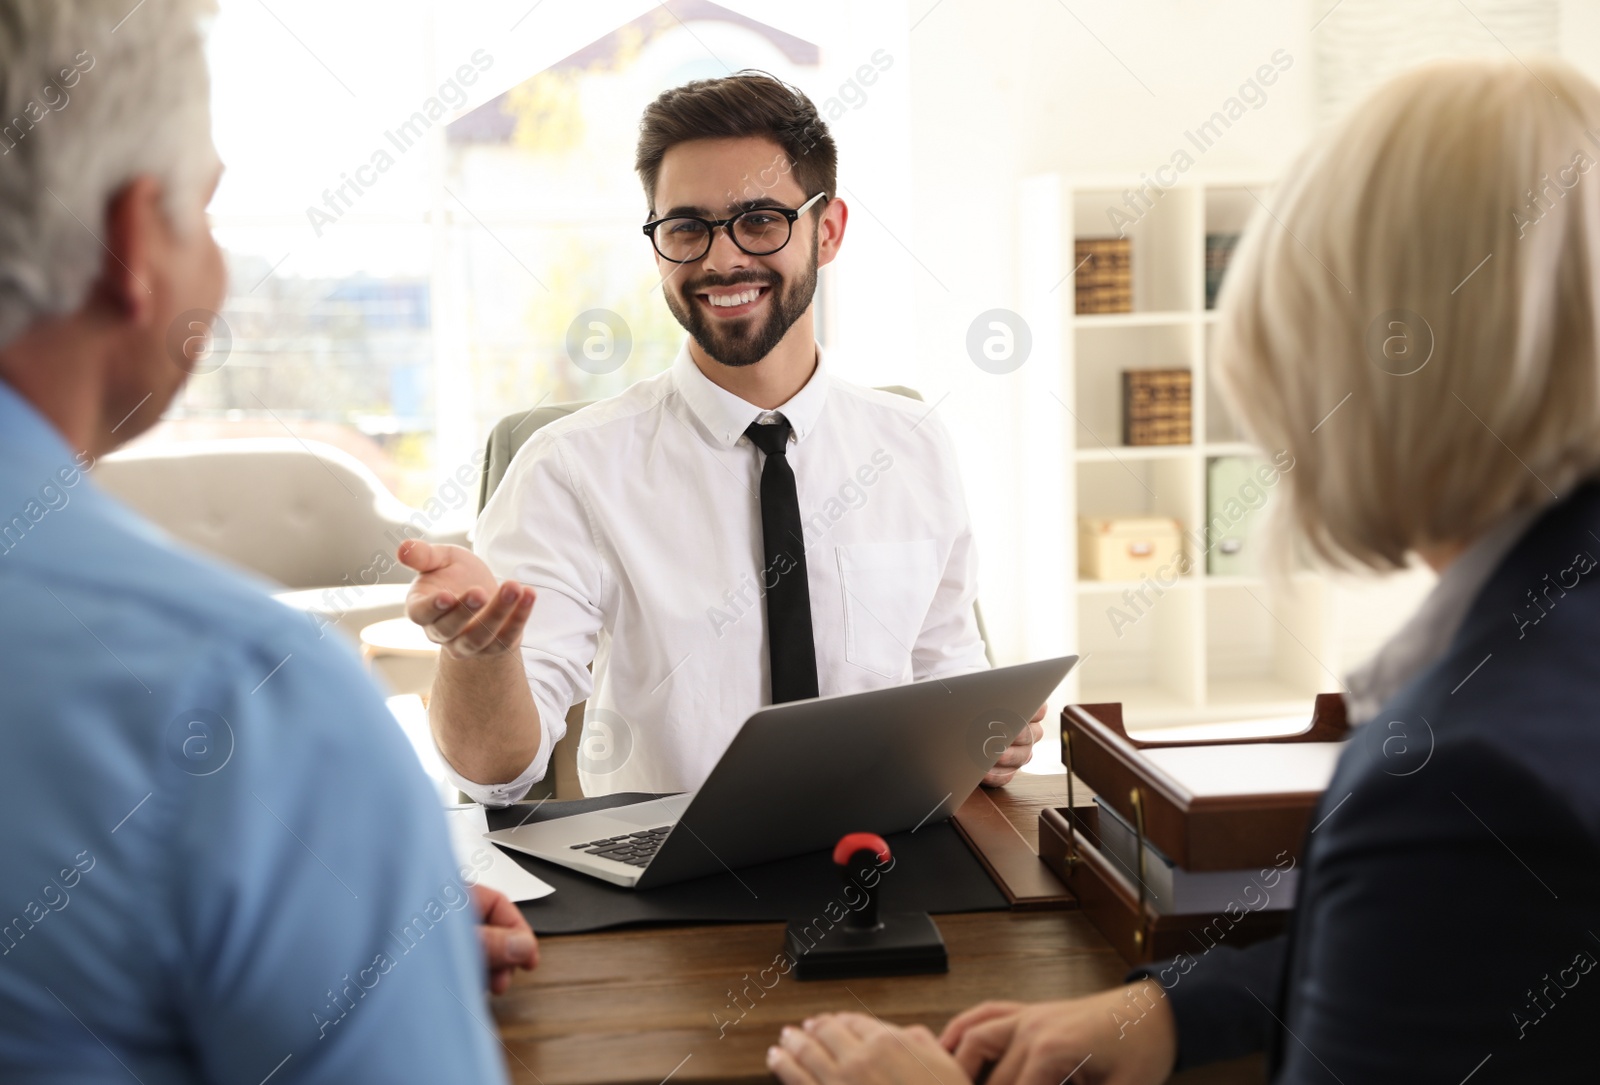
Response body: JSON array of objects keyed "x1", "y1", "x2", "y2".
[{"x1": 1038, "y1": 695, "x2": 1348, "y2": 964}]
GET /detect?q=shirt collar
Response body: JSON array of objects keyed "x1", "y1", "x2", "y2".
[
  {"x1": 1342, "y1": 503, "x2": 1545, "y2": 726},
  {"x1": 0, "y1": 377, "x2": 78, "y2": 468},
  {"x1": 670, "y1": 340, "x2": 831, "y2": 449}
]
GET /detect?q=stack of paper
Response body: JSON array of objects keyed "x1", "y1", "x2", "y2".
[{"x1": 444, "y1": 804, "x2": 555, "y2": 902}]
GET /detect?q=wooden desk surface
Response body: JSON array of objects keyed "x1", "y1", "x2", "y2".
[{"x1": 491, "y1": 773, "x2": 1263, "y2": 1085}]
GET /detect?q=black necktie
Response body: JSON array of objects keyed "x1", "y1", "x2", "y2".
[{"x1": 745, "y1": 416, "x2": 819, "y2": 702}]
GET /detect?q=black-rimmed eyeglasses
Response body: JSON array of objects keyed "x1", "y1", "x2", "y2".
[{"x1": 642, "y1": 192, "x2": 827, "y2": 264}]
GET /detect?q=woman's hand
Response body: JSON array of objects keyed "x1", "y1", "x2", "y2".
[{"x1": 768, "y1": 1013, "x2": 970, "y2": 1085}]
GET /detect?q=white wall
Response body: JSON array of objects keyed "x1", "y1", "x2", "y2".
[{"x1": 903, "y1": 0, "x2": 1600, "y2": 665}]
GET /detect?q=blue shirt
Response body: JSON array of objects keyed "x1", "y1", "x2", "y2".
[{"x1": 0, "y1": 380, "x2": 506, "y2": 1083}]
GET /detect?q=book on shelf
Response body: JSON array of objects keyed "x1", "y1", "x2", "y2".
[{"x1": 1205, "y1": 232, "x2": 1240, "y2": 309}]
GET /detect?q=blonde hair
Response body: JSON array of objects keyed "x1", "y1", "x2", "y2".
[{"x1": 1215, "y1": 56, "x2": 1600, "y2": 571}]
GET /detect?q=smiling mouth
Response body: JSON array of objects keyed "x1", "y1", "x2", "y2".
[{"x1": 695, "y1": 284, "x2": 770, "y2": 318}]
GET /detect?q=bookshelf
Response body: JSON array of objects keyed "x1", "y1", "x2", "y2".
[{"x1": 1018, "y1": 175, "x2": 1433, "y2": 731}]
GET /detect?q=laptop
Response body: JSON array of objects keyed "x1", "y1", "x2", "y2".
[{"x1": 484, "y1": 654, "x2": 1077, "y2": 889}]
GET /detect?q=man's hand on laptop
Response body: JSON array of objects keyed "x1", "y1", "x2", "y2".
[
  {"x1": 980, "y1": 702, "x2": 1046, "y2": 788},
  {"x1": 398, "y1": 541, "x2": 536, "y2": 659},
  {"x1": 473, "y1": 883, "x2": 538, "y2": 995}
]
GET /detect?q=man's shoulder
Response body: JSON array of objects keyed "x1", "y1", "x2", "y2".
[
  {"x1": 8, "y1": 496, "x2": 400, "y2": 818},
  {"x1": 821, "y1": 377, "x2": 964, "y2": 477},
  {"x1": 23, "y1": 498, "x2": 357, "y2": 687},
  {"x1": 828, "y1": 376, "x2": 935, "y2": 417},
  {"x1": 524, "y1": 367, "x2": 680, "y2": 451},
  {"x1": 826, "y1": 377, "x2": 956, "y2": 441}
]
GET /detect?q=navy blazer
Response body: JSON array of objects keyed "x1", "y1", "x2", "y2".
[{"x1": 1135, "y1": 482, "x2": 1600, "y2": 1082}]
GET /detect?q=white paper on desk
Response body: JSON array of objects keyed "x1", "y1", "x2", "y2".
[
  {"x1": 1139, "y1": 742, "x2": 1346, "y2": 798},
  {"x1": 445, "y1": 805, "x2": 555, "y2": 902}
]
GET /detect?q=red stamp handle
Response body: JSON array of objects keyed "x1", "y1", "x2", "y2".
[{"x1": 833, "y1": 832, "x2": 891, "y2": 866}]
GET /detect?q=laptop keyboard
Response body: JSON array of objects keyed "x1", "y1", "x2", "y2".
[{"x1": 569, "y1": 826, "x2": 672, "y2": 868}]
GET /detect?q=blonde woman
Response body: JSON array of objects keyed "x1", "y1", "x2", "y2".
[{"x1": 769, "y1": 55, "x2": 1600, "y2": 1085}]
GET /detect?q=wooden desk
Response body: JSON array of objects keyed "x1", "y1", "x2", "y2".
[{"x1": 491, "y1": 773, "x2": 1264, "y2": 1085}]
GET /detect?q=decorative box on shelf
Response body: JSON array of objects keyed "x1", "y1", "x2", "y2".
[
  {"x1": 1074, "y1": 237, "x2": 1132, "y2": 315},
  {"x1": 1039, "y1": 695, "x2": 1348, "y2": 965},
  {"x1": 1122, "y1": 368, "x2": 1191, "y2": 446},
  {"x1": 1078, "y1": 516, "x2": 1183, "y2": 581},
  {"x1": 1205, "y1": 456, "x2": 1268, "y2": 576}
]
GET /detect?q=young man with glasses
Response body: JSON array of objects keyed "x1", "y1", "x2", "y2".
[{"x1": 401, "y1": 71, "x2": 1044, "y2": 802}]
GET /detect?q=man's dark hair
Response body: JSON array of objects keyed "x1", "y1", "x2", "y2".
[{"x1": 635, "y1": 70, "x2": 836, "y2": 216}]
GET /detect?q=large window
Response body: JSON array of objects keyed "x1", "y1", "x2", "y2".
[{"x1": 148, "y1": 1, "x2": 910, "y2": 520}]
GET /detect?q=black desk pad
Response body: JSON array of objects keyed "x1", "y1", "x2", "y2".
[{"x1": 486, "y1": 793, "x2": 1008, "y2": 935}]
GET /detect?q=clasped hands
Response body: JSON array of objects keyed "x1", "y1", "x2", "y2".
[{"x1": 766, "y1": 983, "x2": 1176, "y2": 1085}]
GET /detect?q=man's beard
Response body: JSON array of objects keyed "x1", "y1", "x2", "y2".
[{"x1": 663, "y1": 236, "x2": 818, "y2": 369}]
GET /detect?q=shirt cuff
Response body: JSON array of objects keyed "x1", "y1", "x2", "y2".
[{"x1": 432, "y1": 687, "x2": 564, "y2": 807}]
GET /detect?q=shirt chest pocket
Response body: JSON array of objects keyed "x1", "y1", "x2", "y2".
[{"x1": 835, "y1": 539, "x2": 942, "y2": 679}]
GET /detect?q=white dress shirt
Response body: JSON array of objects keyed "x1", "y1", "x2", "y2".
[
  {"x1": 451, "y1": 343, "x2": 988, "y2": 802},
  {"x1": 1342, "y1": 503, "x2": 1544, "y2": 726}
]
